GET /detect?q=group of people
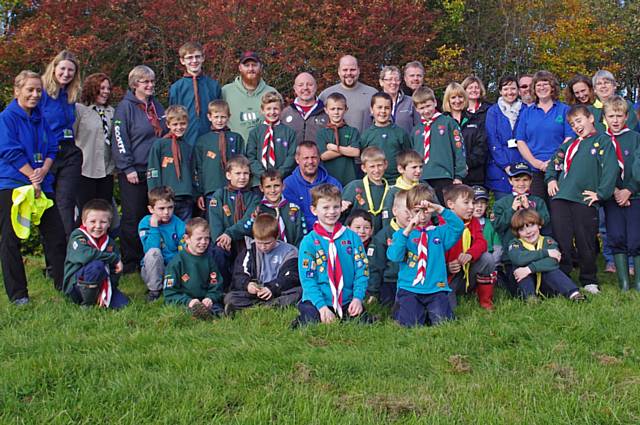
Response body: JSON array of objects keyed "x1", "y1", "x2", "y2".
[{"x1": 1, "y1": 41, "x2": 639, "y2": 328}]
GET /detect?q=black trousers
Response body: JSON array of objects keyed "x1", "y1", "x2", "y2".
[
  {"x1": 51, "y1": 143, "x2": 82, "y2": 237},
  {"x1": 118, "y1": 172, "x2": 149, "y2": 270},
  {"x1": 550, "y1": 199, "x2": 599, "y2": 286},
  {"x1": 529, "y1": 171, "x2": 549, "y2": 209},
  {"x1": 76, "y1": 175, "x2": 114, "y2": 213},
  {"x1": 425, "y1": 178, "x2": 453, "y2": 205},
  {"x1": 0, "y1": 189, "x2": 66, "y2": 301}
]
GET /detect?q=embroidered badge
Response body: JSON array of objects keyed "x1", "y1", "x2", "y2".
[
  {"x1": 207, "y1": 151, "x2": 217, "y2": 159},
  {"x1": 409, "y1": 261, "x2": 416, "y2": 267},
  {"x1": 433, "y1": 237, "x2": 441, "y2": 245},
  {"x1": 306, "y1": 270, "x2": 315, "y2": 278},
  {"x1": 382, "y1": 134, "x2": 388, "y2": 139},
  {"x1": 181, "y1": 273, "x2": 190, "y2": 282},
  {"x1": 223, "y1": 205, "x2": 231, "y2": 216},
  {"x1": 313, "y1": 239, "x2": 320, "y2": 245},
  {"x1": 590, "y1": 148, "x2": 596, "y2": 155},
  {"x1": 162, "y1": 157, "x2": 174, "y2": 168},
  {"x1": 302, "y1": 259, "x2": 309, "y2": 269},
  {"x1": 209, "y1": 199, "x2": 217, "y2": 208},
  {"x1": 382, "y1": 210, "x2": 389, "y2": 219},
  {"x1": 72, "y1": 241, "x2": 78, "y2": 250},
  {"x1": 386, "y1": 238, "x2": 392, "y2": 245},
  {"x1": 319, "y1": 266, "x2": 325, "y2": 273},
  {"x1": 165, "y1": 277, "x2": 174, "y2": 288},
  {"x1": 285, "y1": 115, "x2": 293, "y2": 123},
  {"x1": 209, "y1": 272, "x2": 217, "y2": 284},
  {"x1": 367, "y1": 247, "x2": 374, "y2": 256},
  {"x1": 346, "y1": 246, "x2": 353, "y2": 255},
  {"x1": 456, "y1": 142, "x2": 462, "y2": 148},
  {"x1": 437, "y1": 282, "x2": 446, "y2": 288}
]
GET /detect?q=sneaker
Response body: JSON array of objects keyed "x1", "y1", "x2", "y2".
[
  {"x1": 224, "y1": 302, "x2": 237, "y2": 318},
  {"x1": 605, "y1": 262, "x2": 616, "y2": 273},
  {"x1": 146, "y1": 290, "x2": 162, "y2": 302},
  {"x1": 583, "y1": 284, "x2": 600, "y2": 294},
  {"x1": 190, "y1": 303, "x2": 212, "y2": 320},
  {"x1": 569, "y1": 292, "x2": 587, "y2": 302},
  {"x1": 13, "y1": 297, "x2": 29, "y2": 306}
]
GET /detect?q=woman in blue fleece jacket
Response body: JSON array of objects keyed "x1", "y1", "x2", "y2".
[
  {"x1": 41, "y1": 50, "x2": 83, "y2": 237},
  {"x1": 0, "y1": 71, "x2": 67, "y2": 305}
]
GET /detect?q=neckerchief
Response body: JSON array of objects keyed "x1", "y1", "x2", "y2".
[
  {"x1": 78, "y1": 226, "x2": 111, "y2": 308},
  {"x1": 519, "y1": 236, "x2": 545, "y2": 295},
  {"x1": 395, "y1": 175, "x2": 416, "y2": 191},
  {"x1": 607, "y1": 127, "x2": 629, "y2": 179},
  {"x1": 294, "y1": 98, "x2": 320, "y2": 120},
  {"x1": 467, "y1": 99, "x2": 481, "y2": 114},
  {"x1": 215, "y1": 129, "x2": 228, "y2": 170},
  {"x1": 362, "y1": 175, "x2": 389, "y2": 216},
  {"x1": 421, "y1": 112, "x2": 442, "y2": 164},
  {"x1": 390, "y1": 218, "x2": 400, "y2": 232},
  {"x1": 93, "y1": 105, "x2": 111, "y2": 145},
  {"x1": 313, "y1": 222, "x2": 347, "y2": 318},
  {"x1": 163, "y1": 133, "x2": 182, "y2": 180},
  {"x1": 185, "y1": 72, "x2": 201, "y2": 116},
  {"x1": 261, "y1": 120, "x2": 279, "y2": 168},
  {"x1": 564, "y1": 133, "x2": 594, "y2": 176},
  {"x1": 412, "y1": 226, "x2": 430, "y2": 286},
  {"x1": 462, "y1": 225, "x2": 472, "y2": 291},
  {"x1": 261, "y1": 198, "x2": 288, "y2": 242},
  {"x1": 326, "y1": 120, "x2": 346, "y2": 147},
  {"x1": 228, "y1": 185, "x2": 246, "y2": 223},
  {"x1": 136, "y1": 101, "x2": 163, "y2": 137}
]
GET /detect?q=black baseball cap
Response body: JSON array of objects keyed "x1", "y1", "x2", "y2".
[
  {"x1": 239, "y1": 51, "x2": 260, "y2": 64},
  {"x1": 507, "y1": 161, "x2": 533, "y2": 177},
  {"x1": 472, "y1": 185, "x2": 489, "y2": 201}
]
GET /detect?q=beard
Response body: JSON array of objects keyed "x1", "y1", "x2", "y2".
[{"x1": 241, "y1": 71, "x2": 260, "y2": 85}]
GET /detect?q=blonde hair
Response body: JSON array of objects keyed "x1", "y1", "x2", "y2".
[
  {"x1": 406, "y1": 184, "x2": 435, "y2": 209},
  {"x1": 442, "y1": 82, "x2": 468, "y2": 113},
  {"x1": 179, "y1": 41, "x2": 204, "y2": 58},
  {"x1": 261, "y1": 91, "x2": 283, "y2": 108},
  {"x1": 360, "y1": 146, "x2": 387, "y2": 164},
  {"x1": 311, "y1": 183, "x2": 341, "y2": 207},
  {"x1": 208, "y1": 99, "x2": 230, "y2": 115},
  {"x1": 14, "y1": 70, "x2": 41, "y2": 94},
  {"x1": 603, "y1": 95, "x2": 629, "y2": 116},
  {"x1": 42, "y1": 50, "x2": 81, "y2": 103},
  {"x1": 165, "y1": 105, "x2": 189, "y2": 124},
  {"x1": 412, "y1": 86, "x2": 436, "y2": 106},
  {"x1": 461, "y1": 76, "x2": 487, "y2": 98}
]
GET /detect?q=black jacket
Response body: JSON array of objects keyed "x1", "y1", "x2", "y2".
[{"x1": 447, "y1": 102, "x2": 490, "y2": 186}]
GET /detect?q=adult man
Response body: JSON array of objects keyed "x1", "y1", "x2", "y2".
[
  {"x1": 401, "y1": 61, "x2": 425, "y2": 96},
  {"x1": 281, "y1": 72, "x2": 328, "y2": 144},
  {"x1": 319, "y1": 55, "x2": 377, "y2": 134},
  {"x1": 222, "y1": 51, "x2": 278, "y2": 142},
  {"x1": 518, "y1": 74, "x2": 534, "y2": 105},
  {"x1": 283, "y1": 141, "x2": 342, "y2": 226}
]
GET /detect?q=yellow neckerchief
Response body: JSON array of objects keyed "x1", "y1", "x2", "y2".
[
  {"x1": 394, "y1": 175, "x2": 417, "y2": 191},
  {"x1": 519, "y1": 236, "x2": 545, "y2": 295},
  {"x1": 390, "y1": 218, "x2": 400, "y2": 232},
  {"x1": 462, "y1": 224, "x2": 472, "y2": 291},
  {"x1": 363, "y1": 175, "x2": 389, "y2": 216},
  {"x1": 593, "y1": 99, "x2": 603, "y2": 109}
]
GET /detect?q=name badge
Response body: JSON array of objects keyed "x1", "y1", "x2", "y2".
[
  {"x1": 63, "y1": 129, "x2": 74, "y2": 139},
  {"x1": 507, "y1": 138, "x2": 517, "y2": 148}
]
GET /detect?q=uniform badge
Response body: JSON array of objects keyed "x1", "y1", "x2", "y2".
[
  {"x1": 415, "y1": 130, "x2": 421, "y2": 135},
  {"x1": 594, "y1": 142, "x2": 600, "y2": 148},
  {"x1": 433, "y1": 237, "x2": 441, "y2": 245},
  {"x1": 382, "y1": 210, "x2": 389, "y2": 219},
  {"x1": 162, "y1": 157, "x2": 174, "y2": 168},
  {"x1": 456, "y1": 142, "x2": 462, "y2": 148},
  {"x1": 285, "y1": 115, "x2": 293, "y2": 123},
  {"x1": 367, "y1": 247, "x2": 375, "y2": 256},
  {"x1": 347, "y1": 246, "x2": 353, "y2": 255},
  {"x1": 319, "y1": 266, "x2": 325, "y2": 273},
  {"x1": 181, "y1": 273, "x2": 190, "y2": 282},
  {"x1": 209, "y1": 198, "x2": 217, "y2": 207},
  {"x1": 599, "y1": 150, "x2": 604, "y2": 155},
  {"x1": 223, "y1": 205, "x2": 231, "y2": 216},
  {"x1": 590, "y1": 148, "x2": 596, "y2": 155},
  {"x1": 72, "y1": 241, "x2": 78, "y2": 250},
  {"x1": 386, "y1": 238, "x2": 392, "y2": 245},
  {"x1": 356, "y1": 260, "x2": 363, "y2": 268},
  {"x1": 164, "y1": 277, "x2": 174, "y2": 288},
  {"x1": 207, "y1": 150, "x2": 217, "y2": 159},
  {"x1": 313, "y1": 239, "x2": 320, "y2": 245},
  {"x1": 409, "y1": 261, "x2": 416, "y2": 267},
  {"x1": 437, "y1": 282, "x2": 446, "y2": 288},
  {"x1": 209, "y1": 272, "x2": 217, "y2": 284},
  {"x1": 302, "y1": 259, "x2": 309, "y2": 269},
  {"x1": 306, "y1": 270, "x2": 315, "y2": 278},
  {"x1": 382, "y1": 134, "x2": 388, "y2": 139}
]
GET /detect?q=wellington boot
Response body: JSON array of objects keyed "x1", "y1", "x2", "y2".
[
  {"x1": 476, "y1": 282, "x2": 494, "y2": 310},
  {"x1": 634, "y1": 257, "x2": 640, "y2": 291},
  {"x1": 614, "y1": 253, "x2": 630, "y2": 291}
]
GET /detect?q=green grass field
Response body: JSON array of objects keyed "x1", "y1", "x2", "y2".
[{"x1": 1, "y1": 256, "x2": 640, "y2": 424}]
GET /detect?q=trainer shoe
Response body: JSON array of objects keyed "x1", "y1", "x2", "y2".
[
  {"x1": 583, "y1": 284, "x2": 600, "y2": 294},
  {"x1": 569, "y1": 291, "x2": 587, "y2": 302},
  {"x1": 224, "y1": 302, "x2": 238, "y2": 318},
  {"x1": 146, "y1": 290, "x2": 162, "y2": 302},
  {"x1": 13, "y1": 297, "x2": 29, "y2": 306}
]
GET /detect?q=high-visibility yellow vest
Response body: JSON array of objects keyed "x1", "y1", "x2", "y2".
[{"x1": 11, "y1": 185, "x2": 54, "y2": 239}]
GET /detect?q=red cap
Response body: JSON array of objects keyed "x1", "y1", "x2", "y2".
[{"x1": 239, "y1": 51, "x2": 260, "y2": 64}]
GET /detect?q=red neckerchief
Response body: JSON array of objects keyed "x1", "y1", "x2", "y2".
[
  {"x1": 313, "y1": 222, "x2": 347, "y2": 318},
  {"x1": 136, "y1": 101, "x2": 163, "y2": 136},
  {"x1": 78, "y1": 225, "x2": 111, "y2": 308},
  {"x1": 261, "y1": 120, "x2": 279, "y2": 168},
  {"x1": 163, "y1": 133, "x2": 182, "y2": 180},
  {"x1": 607, "y1": 127, "x2": 629, "y2": 179},
  {"x1": 421, "y1": 112, "x2": 441, "y2": 164},
  {"x1": 293, "y1": 99, "x2": 319, "y2": 120},
  {"x1": 564, "y1": 132, "x2": 595, "y2": 175}
]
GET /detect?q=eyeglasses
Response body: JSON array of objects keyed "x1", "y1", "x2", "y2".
[
  {"x1": 183, "y1": 54, "x2": 203, "y2": 62},
  {"x1": 595, "y1": 80, "x2": 614, "y2": 87},
  {"x1": 382, "y1": 78, "x2": 401, "y2": 83},
  {"x1": 137, "y1": 79, "x2": 155, "y2": 86}
]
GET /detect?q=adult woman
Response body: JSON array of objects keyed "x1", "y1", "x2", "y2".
[
  {"x1": 0, "y1": 71, "x2": 66, "y2": 304},
  {"x1": 112, "y1": 65, "x2": 166, "y2": 273},
  {"x1": 74, "y1": 73, "x2": 115, "y2": 211},
  {"x1": 378, "y1": 65, "x2": 418, "y2": 135},
  {"x1": 485, "y1": 76, "x2": 524, "y2": 198},
  {"x1": 41, "y1": 50, "x2": 82, "y2": 237},
  {"x1": 516, "y1": 70, "x2": 573, "y2": 201},
  {"x1": 442, "y1": 82, "x2": 488, "y2": 186},
  {"x1": 590, "y1": 70, "x2": 638, "y2": 132},
  {"x1": 564, "y1": 74, "x2": 595, "y2": 106}
]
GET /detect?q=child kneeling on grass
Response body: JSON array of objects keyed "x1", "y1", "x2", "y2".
[
  {"x1": 163, "y1": 217, "x2": 224, "y2": 319},
  {"x1": 387, "y1": 184, "x2": 464, "y2": 327},
  {"x1": 63, "y1": 199, "x2": 129, "y2": 308},
  {"x1": 294, "y1": 184, "x2": 372, "y2": 326},
  {"x1": 508, "y1": 209, "x2": 585, "y2": 302}
]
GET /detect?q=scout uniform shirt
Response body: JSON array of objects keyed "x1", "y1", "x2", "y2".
[
  {"x1": 193, "y1": 129, "x2": 245, "y2": 198},
  {"x1": 246, "y1": 122, "x2": 298, "y2": 186},
  {"x1": 367, "y1": 218, "x2": 401, "y2": 298},
  {"x1": 342, "y1": 177, "x2": 391, "y2": 233},
  {"x1": 163, "y1": 248, "x2": 223, "y2": 305},
  {"x1": 544, "y1": 133, "x2": 618, "y2": 206},
  {"x1": 253, "y1": 199, "x2": 307, "y2": 246},
  {"x1": 387, "y1": 209, "x2": 464, "y2": 294},
  {"x1": 298, "y1": 227, "x2": 369, "y2": 310},
  {"x1": 63, "y1": 228, "x2": 120, "y2": 295},
  {"x1": 208, "y1": 187, "x2": 260, "y2": 241},
  {"x1": 590, "y1": 99, "x2": 639, "y2": 135},
  {"x1": 508, "y1": 235, "x2": 561, "y2": 294},
  {"x1": 360, "y1": 123, "x2": 411, "y2": 181},
  {"x1": 147, "y1": 136, "x2": 194, "y2": 198},
  {"x1": 410, "y1": 114, "x2": 467, "y2": 181},
  {"x1": 316, "y1": 124, "x2": 360, "y2": 186},
  {"x1": 605, "y1": 129, "x2": 640, "y2": 199}
]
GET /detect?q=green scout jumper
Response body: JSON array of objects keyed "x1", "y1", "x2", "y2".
[
  {"x1": 163, "y1": 248, "x2": 223, "y2": 305},
  {"x1": 360, "y1": 123, "x2": 411, "y2": 181},
  {"x1": 246, "y1": 123, "x2": 297, "y2": 186},
  {"x1": 590, "y1": 99, "x2": 639, "y2": 135},
  {"x1": 492, "y1": 194, "x2": 549, "y2": 262},
  {"x1": 410, "y1": 114, "x2": 467, "y2": 181},
  {"x1": 192, "y1": 130, "x2": 245, "y2": 198},
  {"x1": 208, "y1": 187, "x2": 260, "y2": 241},
  {"x1": 544, "y1": 133, "x2": 618, "y2": 206},
  {"x1": 508, "y1": 236, "x2": 561, "y2": 272},
  {"x1": 63, "y1": 229, "x2": 120, "y2": 295},
  {"x1": 480, "y1": 217, "x2": 501, "y2": 253},
  {"x1": 608, "y1": 130, "x2": 640, "y2": 198},
  {"x1": 253, "y1": 200, "x2": 307, "y2": 246},
  {"x1": 342, "y1": 178, "x2": 391, "y2": 233},
  {"x1": 147, "y1": 137, "x2": 194, "y2": 198},
  {"x1": 367, "y1": 219, "x2": 401, "y2": 298},
  {"x1": 316, "y1": 125, "x2": 360, "y2": 186}
]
